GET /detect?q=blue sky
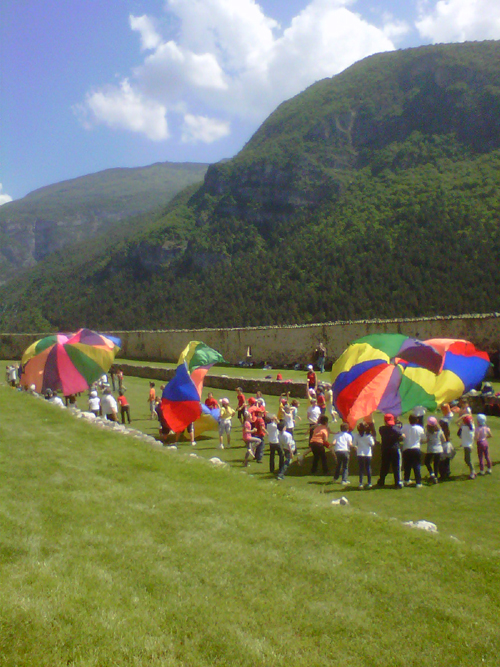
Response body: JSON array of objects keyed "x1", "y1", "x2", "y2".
[{"x1": 1, "y1": 0, "x2": 500, "y2": 202}]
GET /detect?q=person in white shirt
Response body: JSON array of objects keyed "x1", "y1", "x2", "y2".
[
  {"x1": 88, "y1": 390, "x2": 101, "y2": 417},
  {"x1": 352, "y1": 422, "x2": 375, "y2": 489},
  {"x1": 401, "y1": 414, "x2": 426, "y2": 487},
  {"x1": 307, "y1": 399, "x2": 321, "y2": 441},
  {"x1": 267, "y1": 415, "x2": 282, "y2": 473},
  {"x1": 277, "y1": 422, "x2": 295, "y2": 480},
  {"x1": 459, "y1": 415, "x2": 476, "y2": 479},
  {"x1": 332, "y1": 423, "x2": 353, "y2": 485},
  {"x1": 101, "y1": 389, "x2": 118, "y2": 422},
  {"x1": 49, "y1": 390, "x2": 65, "y2": 408},
  {"x1": 424, "y1": 416, "x2": 446, "y2": 483}
]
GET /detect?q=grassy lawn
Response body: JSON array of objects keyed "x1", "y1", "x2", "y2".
[{"x1": 1, "y1": 367, "x2": 500, "y2": 665}]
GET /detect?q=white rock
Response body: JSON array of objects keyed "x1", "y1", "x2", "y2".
[
  {"x1": 403, "y1": 520, "x2": 438, "y2": 533},
  {"x1": 81, "y1": 411, "x2": 96, "y2": 420},
  {"x1": 189, "y1": 453, "x2": 199, "y2": 458},
  {"x1": 209, "y1": 457, "x2": 227, "y2": 467},
  {"x1": 331, "y1": 496, "x2": 349, "y2": 506},
  {"x1": 166, "y1": 445, "x2": 178, "y2": 451}
]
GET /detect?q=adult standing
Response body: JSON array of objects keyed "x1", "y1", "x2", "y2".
[
  {"x1": 315, "y1": 341, "x2": 327, "y2": 373},
  {"x1": 101, "y1": 388, "x2": 118, "y2": 422},
  {"x1": 377, "y1": 414, "x2": 404, "y2": 488}
]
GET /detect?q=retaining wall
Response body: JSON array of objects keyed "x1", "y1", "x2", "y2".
[{"x1": 2, "y1": 313, "x2": 499, "y2": 366}]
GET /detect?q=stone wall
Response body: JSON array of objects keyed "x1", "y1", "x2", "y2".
[{"x1": 2, "y1": 313, "x2": 499, "y2": 366}]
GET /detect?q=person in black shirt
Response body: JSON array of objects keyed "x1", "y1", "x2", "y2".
[{"x1": 377, "y1": 413, "x2": 404, "y2": 488}]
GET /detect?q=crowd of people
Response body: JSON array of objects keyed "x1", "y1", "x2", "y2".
[{"x1": 5, "y1": 361, "x2": 495, "y2": 487}]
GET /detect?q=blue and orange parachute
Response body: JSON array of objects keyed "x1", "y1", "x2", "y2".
[{"x1": 331, "y1": 334, "x2": 490, "y2": 427}]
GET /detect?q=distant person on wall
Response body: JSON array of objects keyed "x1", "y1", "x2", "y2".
[
  {"x1": 315, "y1": 341, "x2": 327, "y2": 373},
  {"x1": 306, "y1": 365, "x2": 317, "y2": 393},
  {"x1": 118, "y1": 391, "x2": 131, "y2": 424},
  {"x1": 205, "y1": 392, "x2": 219, "y2": 410},
  {"x1": 148, "y1": 382, "x2": 156, "y2": 419}
]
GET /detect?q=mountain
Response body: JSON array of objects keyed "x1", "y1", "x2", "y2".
[
  {"x1": 0, "y1": 162, "x2": 209, "y2": 285},
  {"x1": 2, "y1": 41, "x2": 500, "y2": 333}
]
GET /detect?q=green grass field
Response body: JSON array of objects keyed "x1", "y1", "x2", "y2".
[{"x1": 1, "y1": 365, "x2": 500, "y2": 665}]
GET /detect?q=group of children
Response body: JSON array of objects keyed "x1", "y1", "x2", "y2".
[{"x1": 202, "y1": 385, "x2": 494, "y2": 487}]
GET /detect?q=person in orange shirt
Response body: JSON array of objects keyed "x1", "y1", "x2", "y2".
[
  {"x1": 117, "y1": 391, "x2": 131, "y2": 424},
  {"x1": 309, "y1": 415, "x2": 331, "y2": 475},
  {"x1": 148, "y1": 382, "x2": 157, "y2": 419}
]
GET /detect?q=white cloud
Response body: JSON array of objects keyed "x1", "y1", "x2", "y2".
[
  {"x1": 78, "y1": 0, "x2": 400, "y2": 142},
  {"x1": 129, "y1": 14, "x2": 162, "y2": 51},
  {"x1": 0, "y1": 183, "x2": 13, "y2": 206},
  {"x1": 416, "y1": 0, "x2": 500, "y2": 42},
  {"x1": 181, "y1": 114, "x2": 231, "y2": 143},
  {"x1": 76, "y1": 79, "x2": 168, "y2": 141}
]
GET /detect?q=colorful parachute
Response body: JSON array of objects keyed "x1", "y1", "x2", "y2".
[
  {"x1": 161, "y1": 341, "x2": 224, "y2": 433},
  {"x1": 331, "y1": 334, "x2": 490, "y2": 427},
  {"x1": 21, "y1": 329, "x2": 121, "y2": 395}
]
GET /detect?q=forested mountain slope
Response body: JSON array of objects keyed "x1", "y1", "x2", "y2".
[
  {"x1": 0, "y1": 162, "x2": 208, "y2": 284},
  {"x1": 2, "y1": 41, "x2": 500, "y2": 332}
]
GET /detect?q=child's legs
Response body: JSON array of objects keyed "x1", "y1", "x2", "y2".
[
  {"x1": 432, "y1": 453, "x2": 440, "y2": 477},
  {"x1": 365, "y1": 457, "x2": 372, "y2": 485},
  {"x1": 358, "y1": 456, "x2": 366, "y2": 484},
  {"x1": 464, "y1": 447, "x2": 475, "y2": 474},
  {"x1": 424, "y1": 453, "x2": 434, "y2": 475},
  {"x1": 339, "y1": 452, "x2": 349, "y2": 481},
  {"x1": 255, "y1": 437, "x2": 265, "y2": 462},
  {"x1": 403, "y1": 450, "x2": 412, "y2": 482},
  {"x1": 413, "y1": 450, "x2": 422, "y2": 485}
]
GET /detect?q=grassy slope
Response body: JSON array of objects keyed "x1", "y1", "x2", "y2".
[{"x1": 1, "y1": 381, "x2": 499, "y2": 666}]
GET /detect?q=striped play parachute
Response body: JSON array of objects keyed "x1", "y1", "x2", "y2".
[
  {"x1": 331, "y1": 334, "x2": 490, "y2": 427},
  {"x1": 21, "y1": 329, "x2": 121, "y2": 395},
  {"x1": 161, "y1": 341, "x2": 225, "y2": 433}
]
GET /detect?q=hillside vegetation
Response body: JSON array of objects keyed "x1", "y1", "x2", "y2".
[
  {"x1": 0, "y1": 162, "x2": 208, "y2": 285},
  {"x1": 2, "y1": 41, "x2": 500, "y2": 332}
]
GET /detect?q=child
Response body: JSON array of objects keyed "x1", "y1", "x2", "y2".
[
  {"x1": 459, "y1": 415, "x2": 476, "y2": 479},
  {"x1": 352, "y1": 421, "x2": 375, "y2": 489},
  {"x1": 243, "y1": 411, "x2": 261, "y2": 466},
  {"x1": 88, "y1": 390, "x2": 100, "y2": 417},
  {"x1": 218, "y1": 398, "x2": 235, "y2": 449},
  {"x1": 475, "y1": 414, "x2": 492, "y2": 475},
  {"x1": 267, "y1": 415, "x2": 282, "y2": 473},
  {"x1": 309, "y1": 415, "x2": 331, "y2": 476},
  {"x1": 307, "y1": 398, "x2": 321, "y2": 442},
  {"x1": 252, "y1": 410, "x2": 267, "y2": 463},
  {"x1": 236, "y1": 387, "x2": 247, "y2": 423},
  {"x1": 401, "y1": 414, "x2": 425, "y2": 487},
  {"x1": 283, "y1": 405, "x2": 296, "y2": 441},
  {"x1": 424, "y1": 416, "x2": 446, "y2": 483},
  {"x1": 277, "y1": 421, "x2": 295, "y2": 480},
  {"x1": 316, "y1": 386, "x2": 326, "y2": 415},
  {"x1": 205, "y1": 392, "x2": 219, "y2": 410},
  {"x1": 438, "y1": 403, "x2": 455, "y2": 479},
  {"x1": 332, "y1": 422, "x2": 353, "y2": 484},
  {"x1": 148, "y1": 382, "x2": 156, "y2": 420},
  {"x1": 117, "y1": 390, "x2": 131, "y2": 424},
  {"x1": 324, "y1": 383, "x2": 338, "y2": 422}
]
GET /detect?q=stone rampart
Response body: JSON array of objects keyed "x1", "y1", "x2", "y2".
[{"x1": 2, "y1": 313, "x2": 499, "y2": 366}]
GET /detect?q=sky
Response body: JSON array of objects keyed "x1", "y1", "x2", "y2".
[{"x1": 1, "y1": 0, "x2": 500, "y2": 203}]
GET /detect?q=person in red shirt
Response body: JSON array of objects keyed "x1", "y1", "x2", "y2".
[
  {"x1": 117, "y1": 391, "x2": 131, "y2": 424},
  {"x1": 316, "y1": 386, "x2": 326, "y2": 414},
  {"x1": 306, "y1": 365, "x2": 317, "y2": 391},
  {"x1": 204, "y1": 392, "x2": 219, "y2": 410},
  {"x1": 252, "y1": 411, "x2": 267, "y2": 463},
  {"x1": 236, "y1": 387, "x2": 247, "y2": 423}
]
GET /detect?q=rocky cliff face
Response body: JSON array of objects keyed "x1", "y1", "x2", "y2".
[{"x1": 0, "y1": 161, "x2": 208, "y2": 285}]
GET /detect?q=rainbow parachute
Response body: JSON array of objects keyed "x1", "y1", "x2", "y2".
[{"x1": 331, "y1": 334, "x2": 490, "y2": 427}]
